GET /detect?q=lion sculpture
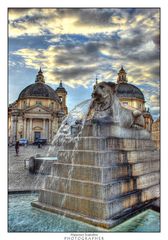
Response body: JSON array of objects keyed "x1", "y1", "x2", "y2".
[{"x1": 87, "y1": 81, "x2": 145, "y2": 129}]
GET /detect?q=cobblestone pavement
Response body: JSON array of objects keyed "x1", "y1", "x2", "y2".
[{"x1": 8, "y1": 145, "x2": 51, "y2": 192}]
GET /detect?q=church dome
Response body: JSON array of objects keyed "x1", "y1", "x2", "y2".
[
  {"x1": 18, "y1": 82, "x2": 60, "y2": 101},
  {"x1": 116, "y1": 83, "x2": 145, "y2": 100},
  {"x1": 18, "y1": 69, "x2": 60, "y2": 102},
  {"x1": 116, "y1": 66, "x2": 145, "y2": 101}
]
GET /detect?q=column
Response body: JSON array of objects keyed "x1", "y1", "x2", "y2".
[
  {"x1": 49, "y1": 119, "x2": 51, "y2": 142},
  {"x1": 10, "y1": 116, "x2": 14, "y2": 143},
  {"x1": 51, "y1": 120, "x2": 53, "y2": 141},
  {"x1": 11, "y1": 115, "x2": 17, "y2": 143},
  {"x1": 29, "y1": 118, "x2": 33, "y2": 142},
  {"x1": 23, "y1": 118, "x2": 27, "y2": 138},
  {"x1": 43, "y1": 119, "x2": 46, "y2": 138}
]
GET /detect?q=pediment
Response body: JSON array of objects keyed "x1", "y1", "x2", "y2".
[
  {"x1": 24, "y1": 105, "x2": 51, "y2": 114},
  {"x1": 33, "y1": 126, "x2": 43, "y2": 130}
]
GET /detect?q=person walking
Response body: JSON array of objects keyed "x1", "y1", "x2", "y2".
[{"x1": 15, "y1": 141, "x2": 20, "y2": 156}]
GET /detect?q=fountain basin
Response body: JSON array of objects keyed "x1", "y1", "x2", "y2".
[{"x1": 8, "y1": 193, "x2": 160, "y2": 232}]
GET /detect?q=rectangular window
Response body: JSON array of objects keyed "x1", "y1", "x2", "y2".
[{"x1": 36, "y1": 101, "x2": 42, "y2": 105}]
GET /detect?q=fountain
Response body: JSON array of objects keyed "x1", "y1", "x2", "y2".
[{"x1": 31, "y1": 82, "x2": 160, "y2": 229}]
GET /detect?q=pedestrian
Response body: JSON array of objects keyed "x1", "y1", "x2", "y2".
[
  {"x1": 15, "y1": 140, "x2": 20, "y2": 156},
  {"x1": 38, "y1": 142, "x2": 41, "y2": 148}
]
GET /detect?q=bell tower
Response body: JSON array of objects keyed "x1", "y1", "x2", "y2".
[
  {"x1": 117, "y1": 66, "x2": 128, "y2": 84},
  {"x1": 55, "y1": 80, "x2": 68, "y2": 114},
  {"x1": 35, "y1": 68, "x2": 45, "y2": 83}
]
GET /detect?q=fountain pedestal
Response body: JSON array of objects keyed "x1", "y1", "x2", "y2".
[{"x1": 32, "y1": 122, "x2": 159, "y2": 228}]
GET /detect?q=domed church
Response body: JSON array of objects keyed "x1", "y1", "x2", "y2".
[
  {"x1": 116, "y1": 66, "x2": 153, "y2": 131},
  {"x1": 8, "y1": 69, "x2": 68, "y2": 144}
]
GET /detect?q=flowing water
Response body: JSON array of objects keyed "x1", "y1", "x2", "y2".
[
  {"x1": 31, "y1": 99, "x2": 93, "y2": 214},
  {"x1": 48, "y1": 98, "x2": 92, "y2": 156}
]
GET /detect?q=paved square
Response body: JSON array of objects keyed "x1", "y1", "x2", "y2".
[{"x1": 9, "y1": 145, "x2": 50, "y2": 191}]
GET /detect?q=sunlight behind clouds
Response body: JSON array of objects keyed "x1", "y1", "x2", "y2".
[{"x1": 8, "y1": 8, "x2": 160, "y2": 119}]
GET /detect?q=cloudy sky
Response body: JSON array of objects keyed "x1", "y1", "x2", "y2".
[{"x1": 8, "y1": 8, "x2": 160, "y2": 119}]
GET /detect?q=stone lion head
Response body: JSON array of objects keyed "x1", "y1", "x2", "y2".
[{"x1": 91, "y1": 82, "x2": 116, "y2": 111}]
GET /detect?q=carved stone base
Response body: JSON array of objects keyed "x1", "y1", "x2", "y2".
[{"x1": 32, "y1": 123, "x2": 159, "y2": 229}]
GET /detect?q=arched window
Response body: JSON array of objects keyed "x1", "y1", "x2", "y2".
[
  {"x1": 23, "y1": 100, "x2": 26, "y2": 108},
  {"x1": 59, "y1": 96, "x2": 63, "y2": 103}
]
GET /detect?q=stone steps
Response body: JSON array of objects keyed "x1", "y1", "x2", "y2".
[
  {"x1": 44, "y1": 175, "x2": 135, "y2": 200},
  {"x1": 50, "y1": 160, "x2": 159, "y2": 181},
  {"x1": 31, "y1": 200, "x2": 114, "y2": 228},
  {"x1": 56, "y1": 149, "x2": 159, "y2": 165},
  {"x1": 141, "y1": 184, "x2": 160, "y2": 202},
  {"x1": 131, "y1": 161, "x2": 160, "y2": 176},
  {"x1": 57, "y1": 150, "x2": 127, "y2": 166},
  {"x1": 127, "y1": 150, "x2": 159, "y2": 164},
  {"x1": 136, "y1": 172, "x2": 160, "y2": 189},
  {"x1": 51, "y1": 162, "x2": 129, "y2": 183},
  {"x1": 43, "y1": 173, "x2": 159, "y2": 201},
  {"x1": 33, "y1": 174, "x2": 160, "y2": 227},
  {"x1": 56, "y1": 137, "x2": 156, "y2": 151},
  {"x1": 38, "y1": 188, "x2": 140, "y2": 220}
]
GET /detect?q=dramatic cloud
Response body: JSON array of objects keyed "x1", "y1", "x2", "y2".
[
  {"x1": 8, "y1": 8, "x2": 160, "y2": 118},
  {"x1": 150, "y1": 95, "x2": 160, "y2": 107}
]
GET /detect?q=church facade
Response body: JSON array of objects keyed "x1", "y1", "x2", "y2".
[
  {"x1": 8, "y1": 66, "x2": 154, "y2": 144},
  {"x1": 8, "y1": 69, "x2": 68, "y2": 144}
]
